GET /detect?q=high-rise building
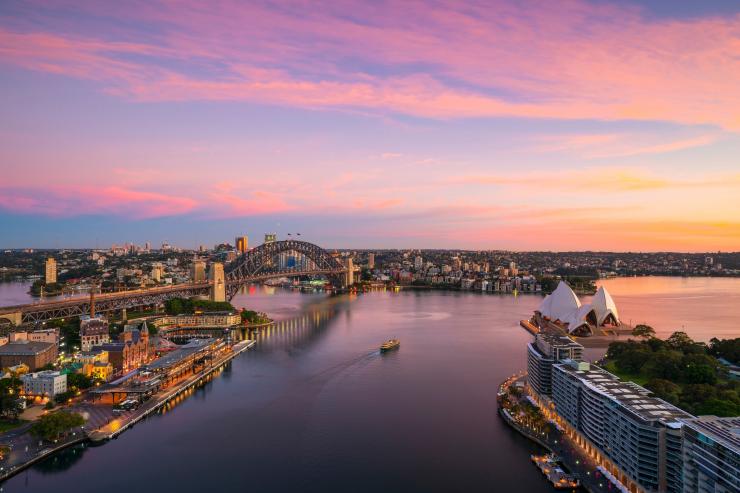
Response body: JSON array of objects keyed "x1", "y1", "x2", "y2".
[
  {"x1": 527, "y1": 333, "x2": 583, "y2": 397},
  {"x1": 414, "y1": 255, "x2": 423, "y2": 270},
  {"x1": 551, "y1": 360, "x2": 692, "y2": 493},
  {"x1": 209, "y1": 262, "x2": 225, "y2": 302},
  {"x1": 151, "y1": 263, "x2": 164, "y2": 282},
  {"x1": 682, "y1": 416, "x2": 740, "y2": 493},
  {"x1": 191, "y1": 259, "x2": 206, "y2": 282},
  {"x1": 367, "y1": 253, "x2": 375, "y2": 269},
  {"x1": 235, "y1": 236, "x2": 248, "y2": 253},
  {"x1": 45, "y1": 257, "x2": 57, "y2": 284},
  {"x1": 264, "y1": 233, "x2": 277, "y2": 244},
  {"x1": 345, "y1": 257, "x2": 354, "y2": 286},
  {"x1": 144, "y1": 241, "x2": 151, "y2": 252}
]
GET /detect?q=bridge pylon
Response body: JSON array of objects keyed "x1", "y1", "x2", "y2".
[{"x1": 209, "y1": 262, "x2": 226, "y2": 302}]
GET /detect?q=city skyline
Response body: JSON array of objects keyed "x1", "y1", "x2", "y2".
[{"x1": 2, "y1": 1, "x2": 740, "y2": 251}]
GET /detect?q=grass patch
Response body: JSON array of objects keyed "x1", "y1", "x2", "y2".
[
  {"x1": 602, "y1": 361, "x2": 650, "y2": 387},
  {"x1": 0, "y1": 419, "x2": 28, "y2": 433}
]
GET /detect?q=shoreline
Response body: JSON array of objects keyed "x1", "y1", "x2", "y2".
[{"x1": 0, "y1": 339, "x2": 256, "y2": 483}]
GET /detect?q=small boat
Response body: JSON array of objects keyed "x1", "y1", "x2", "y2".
[{"x1": 380, "y1": 339, "x2": 400, "y2": 352}]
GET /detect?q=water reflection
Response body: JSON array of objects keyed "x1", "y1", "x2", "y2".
[{"x1": 32, "y1": 443, "x2": 89, "y2": 475}]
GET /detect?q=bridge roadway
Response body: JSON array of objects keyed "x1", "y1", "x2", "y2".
[
  {"x1": 0, "y1": 239, "x2": 348, "y2": 326},
  {"x1": 0, "y1": 282, "x2": 213, "y2": 325}
]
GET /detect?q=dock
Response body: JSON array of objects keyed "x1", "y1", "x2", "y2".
[
  {"x1": 88, "y1": 339, "x2": 255, "y2": 442},
  {"x1": 520, "y1": 319, "x2": 539, "y2": 335}
]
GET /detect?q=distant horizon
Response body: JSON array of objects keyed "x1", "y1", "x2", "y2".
[{"x1": 2, "y1": 243, "x2": 736, "y2": 256}]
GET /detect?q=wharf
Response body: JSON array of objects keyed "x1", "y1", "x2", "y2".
[
  {"x1": 0, "y1": 339, "x2": 256, "y2": 484},
  {"x1": 88, "y1": 339, "x2": 255, "y2": 442},
  {"x1": 520, "y1": 319, "x2": 539, "y2": 335}
]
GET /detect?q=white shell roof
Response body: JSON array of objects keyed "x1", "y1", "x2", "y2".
[
  {"x1": 543, "y1": 281, "x2": 581, "y2": 321},
  {"x1": 591, "y1": 286, "x2": 620, "y2": 325},
  {"x1": 565, "y1": 304, "x2": 596, "y2": 333}
]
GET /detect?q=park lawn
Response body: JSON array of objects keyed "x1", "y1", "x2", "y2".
[
  {"x1": 0, "y1": 419, "x2": 28, "y2": 433},
  {"x1": 603, "y1": 361, "x2": 650, "y2": 387}
]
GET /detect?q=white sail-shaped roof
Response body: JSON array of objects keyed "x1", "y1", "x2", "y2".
[
  {"x1": 537, "y1": 294, "x2": 552, "y2": 316},
  {"x1": 543, "y1": 281, "x2": 581, "y2": 321},
  {"x1": 592, "y1": 286, "x2": 620, "y2": 325},
  {"x1": 561, "y1": 304, "x2": 596, "y2": 334}
]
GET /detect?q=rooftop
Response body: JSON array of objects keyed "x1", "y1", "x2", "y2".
[
  {"x1": 0, "y1": 341, "x2": 55, "y2": 355},
  {"x1": 555, "y1": 360, "x2": 694, "y2": 425},
  {"x1": 144, "y1": 338, "x2": 216, "y2": 372},
  {"x1": 682, "y1": 416, "x2": 740, "y2": 452}
]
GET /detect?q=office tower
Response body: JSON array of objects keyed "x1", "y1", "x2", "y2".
[
  {"x1": 151, "y1": 263, "x2": 164, "y2": 282},
  {"x1": 45, "y1": 257, "x2": 57, "y2": 284},
  {"x1": 345, "y1": 257, "x2": 354, "y2": 286},
  {"x1": 367, "y1": 253, "x2": 375, "y2": 269},
  {"x1": 235, "y1": 236, "x2": 248, "y2": 253}
]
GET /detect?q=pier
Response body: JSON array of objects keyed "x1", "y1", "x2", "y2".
[
  {"x1": 0, "y1": 339, "x2": 255, "y2": 483},
  {"x1": 88, "y1": 339, "x2": 255, "y2": 441}
]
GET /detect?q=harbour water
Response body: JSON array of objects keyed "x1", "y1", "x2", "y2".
[{"x1": 0, "y1": 277, "x2": 737, "y2": 492}]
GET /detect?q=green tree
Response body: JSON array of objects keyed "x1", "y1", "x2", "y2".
[
  {"x1": 66, "y1": 373, "x2": 93, "y2": 390},
  {"x1": 54, "y1": 390, "x2": 76, "y2": 404},
  {"x1": 645, "y1": 379, "x2": 681, "y2": 405},
  {"x1": 642, "y1": 351, "x2": 683, "y2": 380},
  {"x1": 30, "y1": 411, "x2": 85, "y2": 441},
  {"x1": 666, "y1": 331, "x2": 695, "y2": 351},
  {"x1": 709, "y1": 337, "x2": 740, "y2": 365},
  {"x1": 632, "y1": 324, "x2": 656, "y2": 339},
  {"x1": 615, "y1": 348, "x2": 651, "y2": 373},
  {"x1": 693, "y1": 399, "x2": 740, "y2": 417},
  {"x1": 606, "y1": 341, "x2": 633, "y2": 360},
  {"x1": 683, "y1": 364, "x2": 717, "y2": 385}
]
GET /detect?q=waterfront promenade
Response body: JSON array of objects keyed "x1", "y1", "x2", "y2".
[
  {"x1": 498, "y1": 374, "x2": 617, "y2": 493},
  {"x1": 0, "y1": 339, "x2": 255, "y2": 482}
]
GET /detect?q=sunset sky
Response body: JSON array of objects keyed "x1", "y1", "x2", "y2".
[{"x1": 1, "y1": 0, "x2": 739, "y2": 251}]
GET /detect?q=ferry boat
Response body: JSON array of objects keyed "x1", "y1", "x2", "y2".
[{"x1": 380, "y1": 339, "x2": 400, "y2": 352}]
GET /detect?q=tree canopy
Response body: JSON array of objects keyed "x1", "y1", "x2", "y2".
[
  {"x1": 30, "y1": 411, "x2": 85, "y2": 441},
  {"x1": 606, "y1": 333, "x2": 740, "y2": 417},
  {"x1": 632, "y1": 324, "x2": 656, "y2": 339},
  {"x1": 164, "y1": 297, "x2": 235, "y2": 315}
]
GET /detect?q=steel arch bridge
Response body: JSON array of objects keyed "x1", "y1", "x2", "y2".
[{"x1": 225, "y1": 240, "x2": 346, "y2": 299}]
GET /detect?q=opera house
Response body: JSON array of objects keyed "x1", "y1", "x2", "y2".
[{"x1": 533, "y1": 281, "x2": 620, "y2": 336}]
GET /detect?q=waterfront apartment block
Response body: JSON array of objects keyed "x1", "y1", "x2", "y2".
[
  {"x1": 681, "y1": 416, "x2": 740, "y2": 493},
  {"x1": 551, "y1": 360, "x2": 693, "y2": 493},
  {"x1": 526, "y1": 333, "x2": 583, "y2": 397},
  {"x1": 21, "y1": 370, "x2": 67, "y2": 397}
]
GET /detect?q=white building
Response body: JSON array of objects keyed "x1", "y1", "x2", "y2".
[
  {"x1": 21, "y1": 370, "x2": 67, "y2": 397},
  {"x1": 536, "y1": 282, "x2": 620, "y2": 335}
]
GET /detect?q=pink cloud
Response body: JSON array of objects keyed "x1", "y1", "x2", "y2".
[
  {"x1": 0, "y1": 186, "x2": 197, "y2": 218},
  {"x1": 1, "y1": 1, "x2": 739, "y2": 128},
  {"x1": 205, "y1": 183, "x2": 293, "y2": 217}
]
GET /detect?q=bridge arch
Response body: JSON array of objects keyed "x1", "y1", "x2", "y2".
[{"x1": 224, "y1": 240, "x2": 346, "y2": 299}]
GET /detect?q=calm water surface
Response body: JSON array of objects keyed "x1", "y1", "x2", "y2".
[{"x1": 0, "y1": 277, "x2": 737, "y2": 492}]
